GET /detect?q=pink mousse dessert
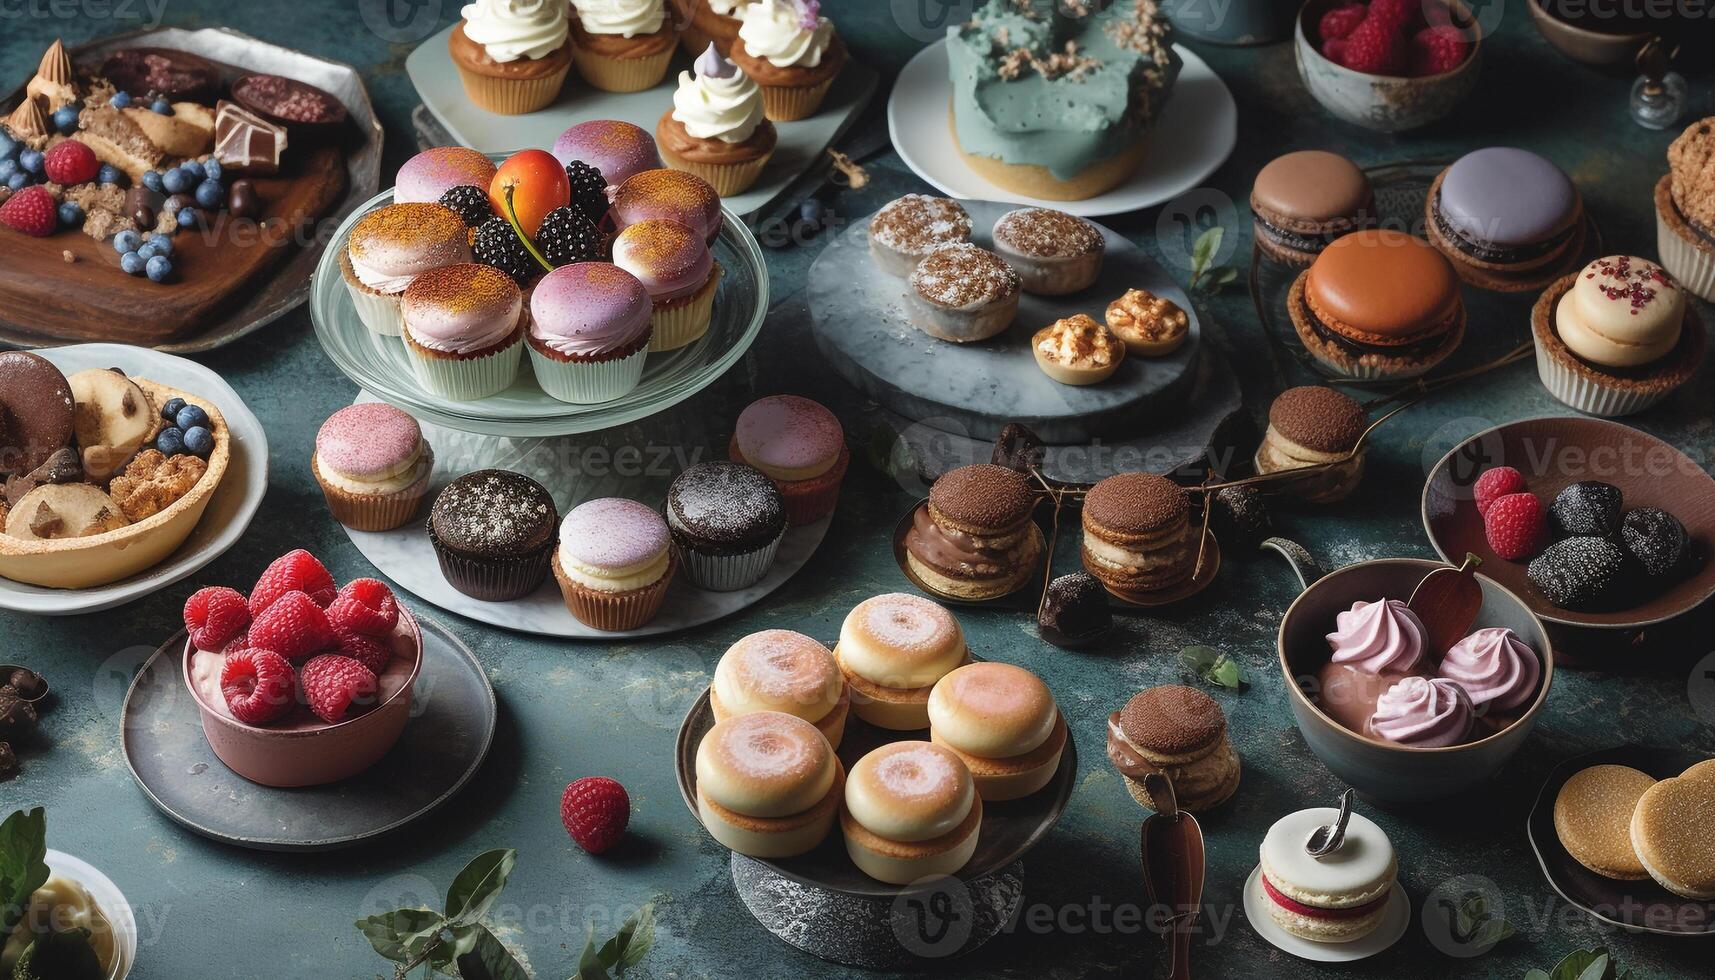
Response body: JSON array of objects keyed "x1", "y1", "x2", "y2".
[
  {"x1": 341, "y1": 202, "x2": 472, "y2": 336},
  {"x1": 313, "y1": 403, "x2": 435, "y2": 532},
  {"x1": 394, "y1": 146, "x2": 499, "y2": 205},
  {"x1": 611, "y1": 168, "x2": 723, "y2": 243},
  {"x1": 1366, "y1": 677, "x2": 1474, "y2": 748},
  {"x1": 527, "y1": 262, "x2": 654, "y2": 403},
  {"x1": 729, "y1": 394, "x2": 849, "y2": 525},
  {"x1": 552, "y1": 119, "x2": 662, "y2": 189},
  {"x1": 551, "y1": 497, "x2": 677, "y2": 631},
  {"x1": 1438, "y1": 627, "x2": 1541, "y2": 721},
  {"x1": 612, "y1": 218, "x2": 719, "y2": 352},
  {"x1": 401, "y1": 263, "x2": 525, "y2": 401}
]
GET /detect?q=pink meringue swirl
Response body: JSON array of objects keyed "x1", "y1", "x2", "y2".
[
  {"x1": 1438, "y1": 627, "x2": 1540, "y2": 712},
  {"x1": 1368, "y1": 676, "x2": 1474, "y2": 748},
  {"x1": 1325, "y1": 599, "x2": 1425, "y2": 674}
]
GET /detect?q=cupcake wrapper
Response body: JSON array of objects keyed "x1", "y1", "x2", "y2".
[
  {"x1": 573, "y1": 47, "x2": 673, "y2": 93},
  {"x1": 554, "y1": 551, "x2": 675, "y2": 631},
  {"x1": 659, "y1": 147, "x2": 773, "y2": 196},
  {"x1": 676, "y1": 529, "x2": 784, "y2": 592},
  {"x1": 648, "y1": 267, "x2": 720, "y2": 352},
  {"x1": 1657, "y1": 207, "x2": 1715, "y2": 303},
  {"x1": 406, "y1": 338, "x2": 523, "y2": 401},
  {"x1": 453, "y1": 62, "x2": 571, "y2": 115},
  {"x1": 1305, "y1": 349, "x2": 1436, "y2": 382},
  {"x1": 527, "y1": 343, "x2": 648, "y2": 403},
  {"x1": 320, "y1": 480, "x2": 430, "y2": 532},
  {"x1": 430, "y1": 529, "x2": 554, "y2": 602},
  {"x1": 345, "y1": 279, "x2": 404, "y2": 336},
  {"x1": 1532, "y1": 340, "x2": 1669, "y2": 418},
  {"x1": 760, "y1": 77, "x2": 834, "y2": 121}
]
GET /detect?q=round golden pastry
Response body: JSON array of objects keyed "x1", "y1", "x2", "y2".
[
  {"x1": 1032, "y1": 314, "x2": 1126, "y2": 386},
  {"x1": 835, "y1": 593, "x2": 970, "y2": 730},
  {"x1": 928, "y1": 662, "x2": 1066, "y2": 801},
  {"x1": 1554, "y1": 764, "x2": 1656, "y2": 880},
  {"x1": 695, "y1": 710, "x2": 844, "y2": 859},
  {"x1": 841, "y1": 740, "x2": 982, "y2": 885},
  {"x1": 1105, "y1": 287, "x2": 1188, "y2": 356},
  {"x1": 711, "y1": 629, "x2": 849, "y2": 749}
]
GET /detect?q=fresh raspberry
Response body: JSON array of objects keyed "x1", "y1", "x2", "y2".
[
  {"x1": 1474, "y1": 466, "x2": 1527, "y2": 516},
  {"x1": 333, "y1": 626, "x2": 392, "y2": 676},
  {"x1": 1367, "y1": 0, "x2": 1419, "y2": 30},
  {"x1": 299, "y1": 654, "x2": 378, "y2": 724},
  {"x1": 1322, "y1": 38, "x2": 1349, "y2": 64},
  {"x1": 42, "y1": 140, "x2": 100, "y2": 185},
  {"x1": 1484, "y1": 492, "x2": 1547, "y2": 561},
  {"x1": 1408, "y1": 25, "x2": 1471, "y2": 76},
  {"x1": 560, "y1": 777, "x2": 630, "y2": 854},
  {"x1": 220, "y1": 648, "x2": 296, "y2": 725},
  {"x1": 1338, "y1": 15, "x2": 1407, "y2": 75},
  {"x1": 247, "y1": 590, "x2": 337, "y2": 661},
  {"x1": 1318, "y1": 3, "x2": 1368, "y2": 40},
  {"x1": 0, "y1": 186, "x2": 57, "y2": 237},
  {"x1": 184, "y1": 586, "x2": 252, "y2": 651},
  {"x1": 327, "y1": 578, "x2": 399, "y2": 637},
  {"x1": 250, "y1": 549, "x2": 337, "y2": 615}
]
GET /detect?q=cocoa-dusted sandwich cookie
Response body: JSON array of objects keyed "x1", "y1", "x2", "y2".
[
  {"x1": 0, "y1": 351, "x2": 75, "y2": 478},
  {"x1": 1080, "y1": 472, "x2": 1194, "y2": 595},
  {"x1": 428, "y1": 469, "x2": 558, "y2": 601},
  {"x1": 1254, "y1": 385, "x2": 1368, "y2": 503},
  {"x1": 667, "y1": 461, "x2": 787, "y2": 592},
  {"x1": 905, "y1": 463, "x2": 1044, "y2": 600},
  {"x1": 1107, "y1": 684, "x2": 1240, "y2": 813}
]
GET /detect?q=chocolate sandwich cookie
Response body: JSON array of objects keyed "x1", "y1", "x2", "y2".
[
  {"x1": 1427, "y1": 147, "x2": 1585, "y2": 292},
  {"x1": 0, "y1": 352, "x2": 75, "y2": 478},
  {"x1": 1254, "y1": 385, "x2": 1368, "y2": 503},
  {"x1": 1080, "y1": 473, "x2": 1195, "y2": 595},
  {"x1": 428, "y1": 469, "x2": 558, "y2": 601},
  {"x1": 904, "y1": 463, "x2": 1044, "y2": 600},
  {"x1": 1290, "y1": 230, "x2": 1466, "y2": 380},
  {"x1": 1107, "y1": 684, "x2": 1240, "y2": 813},
  {"x1": 667, "y1": 461, "x2": 787, "y2": 592},
  {"x1": 1251, "y1": 150, "x2": 1376, "y2": 266}
]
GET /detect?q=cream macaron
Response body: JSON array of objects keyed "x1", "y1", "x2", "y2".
[
  {"x1": 835, "y1": 593, "x2": 970, "y2": 730},
  {"x1": 1258, "y1": 807, "x2": 1397, "y2": 944},
  {"x1": 928, "y1": 662, "x2": 1066, "y2": 801},
  {"x1": 1555, "y1": 255, "x2": 1686, "y2": 368},
  {"x1": 841, "y1": 741, "x2": 982, "y2": 885},
  {"x1": 695, "y1": 710, "x2": 844, "y2": 859},
  {"x1": 712, "y1": 629, "x2": 849, "y2": 749}
]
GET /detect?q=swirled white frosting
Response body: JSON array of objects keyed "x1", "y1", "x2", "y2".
[
  {"x1": 460, "y1": 0, "x2": 568, "y2": 62},
  {"x1": 738, "y1": 0, "x2": 833, "y2": 68},
  {"x1": 672, "y1": 45, "x2": 765, "y2": 142},
  {"x1": 571, "y1": 0, "x2": 666, "y2": 38}
]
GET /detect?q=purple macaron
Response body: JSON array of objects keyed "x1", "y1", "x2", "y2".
[
  {"x1": 551, "y1": 120, "x2": 663, "y2": 189},
  {"x1": 1437, "y1": 147, "x2": 1578, "y2": 249},
  {"x1": 529, "y1": 262, "x2": 653, "y2": 358},
  {"x1": 395, "y1": 147, "x2": 498, "y2": 205}
]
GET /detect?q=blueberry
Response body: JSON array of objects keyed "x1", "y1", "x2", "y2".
[
  {"x1": 202, "y1": 159, "x2": 222, "y2": 183},
  {"x1": 6, "y1": 172, "x2": 27, "y2": 191},
  {"x1": 176, "y1": 207, "x2": 198, "y2": 228},
  {"x1": 183, "y1": 426, "x2": 213, "y2": 458},
  {"x1": 194, "y1": 179, "x2": 222, "y2": 210},
  {"x1": 97, "y1": 164, "x2": 124, "y2": 186},
  {"x1": 182, "y1": 160, "x2": 205, "y2": 181},
  {"x1": 0, "y1": 159, "x2": 15, "y2": 182},
  {"x1": 110, "y1": 91, "x2": 132, "y2": 109},
  {"x1": 119, "y1": 250, "x2": 146, "y2": 275},
  {"x1": 142, "y1": 170, "x2": 164, "y2": 193},
  {"x1": 113, "y1": 229, "x2": 142, "y2": 254},
  {"x1": 160, "y1": 397, "x2": 186, "y2": 421},
  {"x1": 1550, "y1": 481, "x2": 1623, "y2": 537},
  {"x1": 174, "y1": 404, "x2": 209, "y2": 431},
  {"x1": 155, "y1": 426, "x2": 185, "y2": 456},
  {"x1": 147, "y1": 233, "x2": 174, "y2": 257},
  {"x1": 145, "y1": 255, "x2": 173, "y2": 282},
  {"x1": 798, "y1": 197, "x2": 827, "y2": 229},
  {"x1": 139, "y1": 240, "x2": 163, "y2": 261},
  {"x1": 18, "y1": 149, "x2": 43, "y2": 175},
  {"x1": 51, "y1": 105, "x2": 79, "y2": 134},
  {"x1": 150, "y1": 99, "x2": 172, "y2": 115},
  {"x1": 162, "y1": 168, "x2": 192, "y2": 194},
  {"x1": 0, "y1": 132, "x2": 16, "y2": 161},
  {"x1": 57, "y1": 202, "x2": 83, "y2": 228}
]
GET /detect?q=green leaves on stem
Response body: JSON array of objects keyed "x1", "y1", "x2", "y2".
[
  {"x1": 1524, "y1": 947, "x2": 1633, "y2": 980},
  {"x1": 1178, "y1": 645, "x2": 1245, "y2": 690},
  {"x1": 0, "y1": 808, "x2": 49, "y2": 936},
  {"x1": 1187, "y1": 227, "x2": 1238, "y2": 294}
]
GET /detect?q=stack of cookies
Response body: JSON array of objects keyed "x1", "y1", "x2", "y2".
[
  {"x1": 1555, "y1": 759, "x2": 1715, "y2": 900},
  {"x1": 1080, "y1": 473, "x2": 1196, "y2": 596},
  {"x1": 1106, "y1": 684, "x2": 1241, "y2": 813}
]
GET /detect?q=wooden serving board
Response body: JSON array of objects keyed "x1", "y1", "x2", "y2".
[{"x1": 0, "y1": 145, "x2": 345, "y2": 345}]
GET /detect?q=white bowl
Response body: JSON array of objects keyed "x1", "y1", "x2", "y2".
[{"x1": 43, "y1": 849, "x2": 138, "y2": 980}]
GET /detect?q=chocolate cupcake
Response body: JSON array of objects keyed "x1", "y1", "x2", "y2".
[
  {"x1": 428, "y1": 469, "x2": 558, "y2": 601},
  {"x1": 666, "y1": 461, "x2": 787, "y2": 591}
]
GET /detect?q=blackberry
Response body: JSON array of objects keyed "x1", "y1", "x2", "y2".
[
  {"x1": 563, "y1": 160, "x2": 609, "y2": 225},
  {"x1": 438, "y1": 184, "x2": 493, "y2": 226},
  {"x1": 473, "y1": 216, "x2": 540, "y2": 284},
  {"x1": 537, "y1": 206, "x2": 606, "y2": 267}
]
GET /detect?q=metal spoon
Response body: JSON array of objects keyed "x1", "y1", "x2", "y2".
[{"x1": 1305, "y1": 789, "x2": 1355, "y2": 859}]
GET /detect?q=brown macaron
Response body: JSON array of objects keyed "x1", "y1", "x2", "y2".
[
  {"x1": 1553, "y1": 764, "x2": 1655, "y2": 880},
  {"x1": 1251, "y1": 150, "x2": 1376, "y2": 267},
  {"x1": 904, "y1": 463, "x2": 1044, "y2": 600},
  {"x1": 1629, "y1": 769, "x2": 1715, "y2": 899},
  {"x1": 1107, "y1": 684, "x2": 1241, "y2": 813},
  {"x1": 1080, "y1": 473, "x2": 1194, "y2": 594},
  {"x1": 1255, "y1": 386, "x2": 1368, "y2": 503}
]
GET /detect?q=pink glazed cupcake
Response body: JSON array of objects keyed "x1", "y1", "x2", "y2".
[
  {"x1": 729, "y1": 394, "x2": 847, "y2": 525},
  {"x1": 611, "y1": 168, "x2": 724, "y2": 243},
  {"x1": 313, "y1": 403, "x2": 435, "y2": 531},
  {"x1": 551, "y1": 119, "x2": 663, "y2": 190},
  {"x1": 341, "y1": 203, "x2": 471, "y2": 336},
  {"x1": 613, "y1": 219, "x2": 720, "y2": 352},
  {"x1": 394, "y1": 147, "x2": 499, "y2": 205},
  {"x1": 401, "y1": 263, "x2": 525, "y2": 400},
  {"x1": 551, "y1": 497, "x2": 677, "y2": 631},
  {"x1": 528, "y1": 262, "x2": 654, "y2": 403}
]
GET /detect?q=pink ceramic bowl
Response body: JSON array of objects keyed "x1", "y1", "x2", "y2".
[{"x1": 182, "y1": 607, "x2": 423, "y2": 788}]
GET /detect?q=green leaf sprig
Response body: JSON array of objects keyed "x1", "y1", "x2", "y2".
[
  {"x1": 0, "y1": 808, "x2": 50, "y2": 935},
  {"x1": 1523, "y1": 946, "x2": 1634, "y2": 980},
  {"x1": 1187, "y1": 227, "x2": 1238, "y2": 294},
  {"x1": 1178, "y1": 645, "x2": 1245, "y2": 690}
]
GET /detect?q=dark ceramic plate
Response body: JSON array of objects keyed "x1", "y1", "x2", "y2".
[
  {"x1": 121, "y1": 614, "x2": 495, "y2": 851},
  {"x1": 674, "y1": 660, "x2": 1078, "y2": 899},
  {"x1": 1526, "y1": 745, "x2": 1715, "y2": 936},
  {"x1": 1422, "y1": 416, "x2": 1715, "y2": 628}
]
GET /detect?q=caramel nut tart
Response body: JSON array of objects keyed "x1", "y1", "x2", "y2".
[
  {"x1": 1105, "y1": 287, "x2": 1188, "y2": 356},
  {"x1": 1032, "y1": 313, "x2": 1126, "y2": 386}
]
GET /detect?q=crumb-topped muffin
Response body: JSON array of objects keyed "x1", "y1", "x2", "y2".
[
  {"x1": 992, "y1": 207, "x2": 1105, "y2": 295},
  {"x1": 1656, "y1": 117, "x2": 1715, "y2": 301},
  {"x1": 869, "y1": 195, "x2": 973, "y2": 277},
  {"x1": 907, "y1": 242, "x2": 1020, "y2": 343}
]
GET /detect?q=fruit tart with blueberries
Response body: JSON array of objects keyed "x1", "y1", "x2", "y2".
[{"x1": 0, "y1": 350, "x2": 230, "y2": 590}]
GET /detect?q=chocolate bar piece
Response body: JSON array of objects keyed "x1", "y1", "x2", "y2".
[{"x1": 213, "y1": 99, "x2": 288, "y2": 176}]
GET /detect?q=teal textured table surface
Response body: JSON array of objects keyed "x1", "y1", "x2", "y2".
[{"x1": 4, "y1": 3, "x2": 1714, "y2": 978}]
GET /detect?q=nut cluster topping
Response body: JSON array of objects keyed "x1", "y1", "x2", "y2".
[
  {"x1": 1036, "y1": 313, "x2": 1124, "y2": 369},
  {"x1": 1106, "y1": 288, "x2": 1187, "y2": 343}
]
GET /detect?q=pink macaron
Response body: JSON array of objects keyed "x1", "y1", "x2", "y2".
[
  {"x1": 612, "y1": 219, "x2": 713, "y2": 302},
  {"x1": 346, "y1": 203, "x2": 472, "y2": 294},
  {"x1": 316, "y1": 403, "x2": 424, "y2": 481},
  {"x1": 552, "y1": 120, "x2": 663, "y2": 189},
  {"x1": 394, "y1": 147, "x2": 499, "y2": 205},
  {"x1": 735, "y1": 395, "x2": 844, "y2": 476},
  {"x1": 529, "y1": 262, "x2": 653, "y2": 360},
  {"x1": 611, "y1": 169, "x2": 723, "y2": 243},
  {"x1": 560, "y1": 497, "x2": 671, "y2": 572},
  {"x1": 402, "y1": 263, "x2": 523, "y2": 356}
]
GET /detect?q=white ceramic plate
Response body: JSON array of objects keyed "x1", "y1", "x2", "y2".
[
  {"x1": 888, "y1": 40, "x2": 1238, "y2": 217},
  {"x1": 1242, "y1": 866, "x2": 1411, "y2": 962},
  {"x1": 0, "y1": 345, "x2": 268, "y2": 616},
  {"x1": 404, "y1": 24, "x2": 877, "y2": 219},
  {"x1": 44, "y1": 849, "x2": 139, "y2": 980}
]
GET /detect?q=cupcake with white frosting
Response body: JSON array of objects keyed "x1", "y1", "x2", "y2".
[
  {"x1": 730, "y1": 0, "x2": 844, "y2": 121},
  {"x1": 671, "y1": 0, "x2": 753, "y2": 57},
  {"x1": 569, "y1": 0, "x2": 677, "y2": 93},
  {"x1": 657, "y1": 44, "x2": 776, "y2": 195},
  {"x1": 448, "y1": 0, "x2": 573, "y2": 114}
]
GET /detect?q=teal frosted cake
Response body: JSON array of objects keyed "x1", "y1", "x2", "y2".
[{"x1": 948, "y1": 0, "x2": 1180, "y2": 200}]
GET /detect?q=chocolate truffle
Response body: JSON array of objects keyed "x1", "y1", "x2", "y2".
[
  {"x1": 1038, "y1": 572, "x2": 1111, "y2": 647},
  {"x1": 0, "y1": 352, "x2": 75, "y2": 478}
]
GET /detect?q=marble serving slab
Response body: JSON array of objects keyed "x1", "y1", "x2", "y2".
[
  {"x1": 809, "y1": 200, "x2": 1202, "y2": 445},
  {"x1": 405, "y1": 25, "x2": 876, "y2": 220}
]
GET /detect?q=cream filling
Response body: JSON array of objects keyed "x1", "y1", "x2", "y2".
[
  {"x1": 744, "y1": 451, "x2": 835, "y2": 484},
  {"x1": 316, "y1": 443, "x2": 431, "y2": 496},
  {"x1": 559, "y1": 546, "x2": 670, "y2": 592},
  {"x1": 1259, "y1": 426, "x2": 1347, "y2": 470},
  {"x1": 1, "y1": 875, "x2": 118, "y2": 974},
  {"x1": 1555, "y1": 290, "x2": 1681, "y2": 368},
  {"x1": 1082, "y1": 531, "x2": 1188, "y2": 571}
]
